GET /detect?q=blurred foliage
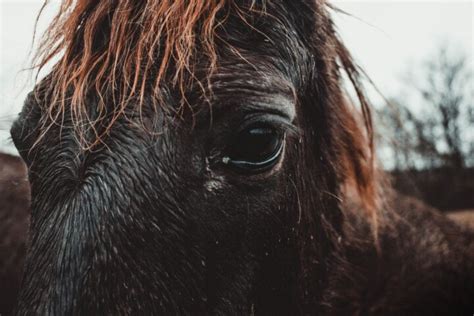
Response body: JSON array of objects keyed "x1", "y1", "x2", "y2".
[
  {"x1": 377, "y1": 45, "x2": 473, "y2": 170},
  {"x1": 377, "y1": 44, "x2": 473, "y2": 211}
]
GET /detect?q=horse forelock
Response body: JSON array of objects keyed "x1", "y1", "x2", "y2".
[{"x1": 34, "y1": 0, "x2": 243, "y2": 146}]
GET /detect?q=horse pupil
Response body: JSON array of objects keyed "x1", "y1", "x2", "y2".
[{"x1": 233, "y1": 127, "x2": 280, "y2": 163}]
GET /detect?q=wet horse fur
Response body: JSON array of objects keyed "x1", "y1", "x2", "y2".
[{"x1": 3, "y1": 0, "x2": 474, "y2": 314}]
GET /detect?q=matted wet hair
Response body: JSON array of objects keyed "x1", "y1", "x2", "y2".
[
  {"x1": 34, "y1": 0, "x2": 232, "y2": 142},
  {"x1": 32, "y1": 0, "x2": 380, "y2": 224}
]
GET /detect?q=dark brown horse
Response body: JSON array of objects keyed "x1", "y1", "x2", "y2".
[
  {"x1": 3, "y1": 0, "x2": 474, "y2": 314},
  {"x1": 0, "y1": 153, "x2": 29, "y2": 314}
]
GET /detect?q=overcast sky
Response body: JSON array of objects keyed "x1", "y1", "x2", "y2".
[{"x1": 0, "y1": 0, "x2": 473, "y2": 155}]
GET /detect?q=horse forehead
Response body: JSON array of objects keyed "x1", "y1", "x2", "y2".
[
  {"x1": 212, "y1": 60, "x2": 295, "y2": 91},
  {"x1": 181, "y1": 60, "x2": 296, "y2": 121}
]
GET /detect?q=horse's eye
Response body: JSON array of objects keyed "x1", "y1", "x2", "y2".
[{"x1": 223, "y1": 125, "x2": 285, "y2": 173}]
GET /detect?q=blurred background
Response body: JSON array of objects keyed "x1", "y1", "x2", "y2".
[
  {"x1": 0, "y1": 0, "x2": 473, "y2": 212},
  {"x1": 333, "y1": 1, "x2": 473, "y2": 213}
]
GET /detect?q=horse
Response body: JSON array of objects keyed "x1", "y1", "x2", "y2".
[
  {"x1": 0, "y1": 153, "x2": 29, "y2": 314},
  {"x1": 4, "y1": 0, "x2": 474, "y2": 314}
]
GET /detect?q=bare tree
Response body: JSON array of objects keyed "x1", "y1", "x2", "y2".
[
  {"x1": 418, "y1": 46, "x2": 471, "y2": 168},
  {"x1": 379, "y1": 44, "x2": 473, "y2": 170}
]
